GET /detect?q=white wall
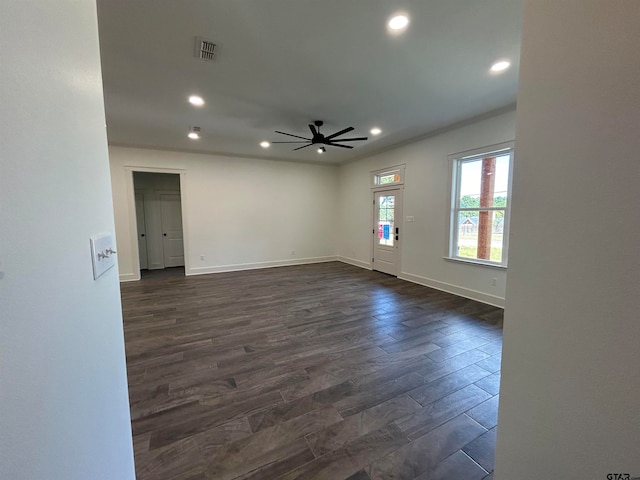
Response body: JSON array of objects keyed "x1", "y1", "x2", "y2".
[
  {"x1": 338, "y1": 110, "x2": 516, "y2": 306},
  {"x1": 495, "y1": 1, "x2": 640, "y2": 478},
  {"x1": 110, "y1": 146, "x2": 339, "y2": 280},
  {"x1": 0, "y1": 2, "x2": 135, "y2": 480},
  {"x1": 112, "y1": 113, "x2": 516, "y2": 307}
]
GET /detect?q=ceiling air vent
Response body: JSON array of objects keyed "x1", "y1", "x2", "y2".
[{"x1": 195, "y1": 37, "x2": 217, "y2": 61}]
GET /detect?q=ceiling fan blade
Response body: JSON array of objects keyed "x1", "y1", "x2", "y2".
[
  {"x1": 308, "y1": 124, "x2": 318, "y2": 136},
  {"x1": 327, "y1": 143, "x2": 354, "y2": 149},
  {"x1": 270, "y1": 141, "x2": 310, "y2": 144},
  {"x1": 275, "y1": 131, "x2": 310, "y2": 140},
  {"x1": 328, "y1": 137, "x2": 368, "y2": 142},
  {"x1": 293, "y1": 143, "x2": 313, "y2": 151},
  {"x1": 325, "y1": 126, "x2": 354, "y2": 140}
]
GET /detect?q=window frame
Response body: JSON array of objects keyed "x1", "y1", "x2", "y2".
[
  {"x1": 370, "y1": 164, "x2": 405, "y2": 188},
  {"x1": 447, "y1": 141, "x2": 514, "y2": 268}
]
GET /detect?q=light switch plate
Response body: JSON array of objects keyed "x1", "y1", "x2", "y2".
[{"x1": 90, "y1": 233, "x2": 117, "y2": 280}]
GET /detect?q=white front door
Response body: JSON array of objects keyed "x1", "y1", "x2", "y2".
[
  {"x1": 135, "y1": 193, "x2": 149, "y2": 269},
  {"x1": 160, "y1": 193, "x2": 184, "y2": 267},
  {"x1": 373, "y1": 188, "x2": 403, "y2": 276}
]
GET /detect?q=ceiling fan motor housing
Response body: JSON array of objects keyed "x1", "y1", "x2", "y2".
[{"x1": 312, "y1": 121, "x2": 324, "y2": 143}]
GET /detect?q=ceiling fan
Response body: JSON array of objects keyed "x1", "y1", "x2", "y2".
[{"x1": 272, "y1": 120, "x2": 368, "y2": 152}]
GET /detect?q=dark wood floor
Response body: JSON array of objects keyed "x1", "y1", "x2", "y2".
[{"x1": 121, "y1": 262, "x2": 502, "y2": 480}]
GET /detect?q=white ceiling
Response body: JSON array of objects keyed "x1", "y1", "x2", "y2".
[{"x1": 97, "y1": 0, "x2": 523, "y2": 164}]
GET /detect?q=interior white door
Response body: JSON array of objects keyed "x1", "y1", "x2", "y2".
[
  {"x1": 134, "y1": 193, "x2": 149, "y2": 270},
  {"x1": 373, "y1": 188, "x2": 403, "y2": 276},
  {"x1": 160, "y1": 193, "x2": 184, "y2": 268}
]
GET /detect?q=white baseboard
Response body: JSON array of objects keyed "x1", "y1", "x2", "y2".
[
  {"x1": 121, "y1": 258, "x2": 503, "y2": 310},
  {"x1": 337, "y1": 256, "x2": 372, "y2": 270},
  {"x1": 398, "y1": 272, "x2": 505, "y2": 308},
  {"x1": 119, "y1": 272, "x2": 140, "y2": 282},
  {"x1": 186, "y1": 255, "x2": 338, "y2": 276}
]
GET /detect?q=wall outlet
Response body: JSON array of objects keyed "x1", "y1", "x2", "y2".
[
  {"x1": 291, "y1": 250, "x2": 296, "y2": 256},
  {"x1": 200, "y1": 255, "x2": 205, "y2": 261},
  {"x1": 491, "y1": 278, "x2": 497, "y2": 286}
]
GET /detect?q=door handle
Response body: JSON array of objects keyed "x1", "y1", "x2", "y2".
[
  {"x1": 163, "y1": 233, "x2": 167, "y2": 236},
  {"x1": 141, "y1": 233, "x2": 145, "y2": 237}
]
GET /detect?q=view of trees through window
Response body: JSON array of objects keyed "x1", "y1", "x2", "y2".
[
  {"x1": 378, "y1": 195, "x2": 395, "y2": 247},
  {"x1": 452, "y1": 151, "x2": 512, "y2": 265}
]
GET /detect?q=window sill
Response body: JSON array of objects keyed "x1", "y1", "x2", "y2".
[{"x1": 443, "y1": 257, "x2": 507, "y2": 270}]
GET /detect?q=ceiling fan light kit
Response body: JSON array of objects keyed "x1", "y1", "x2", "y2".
[{"x1": 271, "y1": 120, "x2": 368, "y2": 153}]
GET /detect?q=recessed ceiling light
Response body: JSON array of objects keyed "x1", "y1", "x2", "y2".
[
  {"x1": 188, "y1": 132, "x2": 200, "y2": 139},
  {"x1": 260, "y1": 141, "x2": 270, "y2": 148},
  {"x1": 370, "y1": 127, "x2": 382, "y2": 136},
  {"x1": 188, "y1": 95, "x2": 205, "y2": 106},
  {"x1": 388, "y1": 14, "x2": 409, "y2": 31},
  {"x1": 490, "y1": 60, "x2": 511, "y2": 73}
]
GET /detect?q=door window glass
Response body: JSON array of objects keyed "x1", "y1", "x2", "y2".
[{"x1": 378, "y1": 195, "x2": 395, "y2": 247}]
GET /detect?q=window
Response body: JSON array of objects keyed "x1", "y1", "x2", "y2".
[
  {"x1": 371, "y1": 165, "x2": 405, "y2": 187},
  {"x1": 449, "y1": 143, "x2": 513, "y2": 266},
  {"x1": 377, "y1": 172, "x2": 401, "y2": 185},
  {"x1": 377, "y1": 194, "x2": 395, "y2": 246}
]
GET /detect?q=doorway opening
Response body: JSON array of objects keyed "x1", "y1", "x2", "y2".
[{"x1": 133, "y1": 172, "x2": 185, "y2": 274}]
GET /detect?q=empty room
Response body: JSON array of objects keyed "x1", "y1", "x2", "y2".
[{"x1": 1, "y1": 2, "x2": 638, "y2": 480}]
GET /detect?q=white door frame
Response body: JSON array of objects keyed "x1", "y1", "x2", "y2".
[
  {"x1": 371, "y1": 185, "x2": 404, "y2": 276},
  {"x1": 125, "y1": 166, "x2": 189, "y2": 280}
]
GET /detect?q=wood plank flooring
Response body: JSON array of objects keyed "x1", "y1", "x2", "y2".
[{"x1": 121, "y1": 262, "x2": 502, "y2": 480}]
